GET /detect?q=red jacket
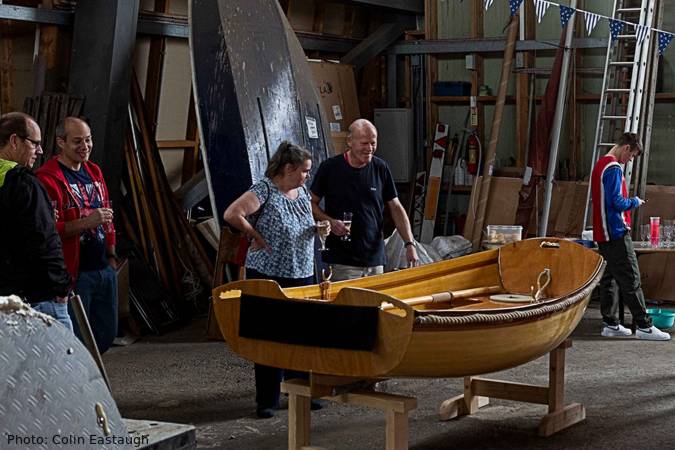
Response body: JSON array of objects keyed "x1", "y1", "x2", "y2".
[{"x1": 36, "y1": 157, "x2": 116, "y2": 280}]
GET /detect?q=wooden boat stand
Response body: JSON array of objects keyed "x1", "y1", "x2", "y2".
[
  {"x1": 281, "y1": 375, "x2": 417, "y2": 450},
  {"x1": 439, "y1": 338, "x2": 585, "y2": 437}
]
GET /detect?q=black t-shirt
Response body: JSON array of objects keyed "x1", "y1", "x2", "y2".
[
  {"x1": 60, "y1": 162, "x2": 108, "y2": 271},
  {"x1": 311, "y1": 154, "x2": 397, "y2": 266}
]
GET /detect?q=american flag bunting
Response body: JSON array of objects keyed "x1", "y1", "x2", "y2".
[
  {"x1": 559, "y1": 5, "x2": 575, "y2": 28},
  {"x1": 509, "y1": 0, "x2": 524, "y2": 16},
  {"x1": 584, "y1": 11, "x2": 600, "y2": 36},
  {"x1": 658, "y1": 31, "x2": 674, "y2": 55},
  {"x1": 608, "y1": 19, "x2": 624, "y2": 42},
  {"x1": 634, "y1": 24, "x2": 650, "y2": 45},
  {"x1": 533, "y1": 0, "x2": 551, "y2": 24}
]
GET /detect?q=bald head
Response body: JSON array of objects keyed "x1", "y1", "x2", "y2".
[
  {"x1": 55, "y1": 116, "x2": 92, "y2": 170},
  {"x1": 346, "y1": 119, "x2": 377, "y2": 168},
  {"x1": 348, "y1": 119, "x2": 377, "y2": 139}
]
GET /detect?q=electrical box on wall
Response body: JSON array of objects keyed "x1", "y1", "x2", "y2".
[{"x1": 373, "y1": 108, "x2": 413, "y2": 182}]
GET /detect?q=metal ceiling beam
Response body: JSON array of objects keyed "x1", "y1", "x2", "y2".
[
  {"x1": 347, "y1": 0, "x2": 423, "y2": 15},
  {"x1": 389, "y1": 38, "x2": 608, "y2": 55},
  {"x1": 296, "y1": 31, "x2": 360, "y2": 53},
  {"x1": 0, "y1": 4, "x2": 72, "y2": 25},
  {"x1": 341, "y1": 22, "x2": 408, "y2": 69}
]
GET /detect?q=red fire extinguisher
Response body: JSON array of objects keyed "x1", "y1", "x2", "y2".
[{"x1": 467, "y1": 133, "x2": 479, "y2": 175}]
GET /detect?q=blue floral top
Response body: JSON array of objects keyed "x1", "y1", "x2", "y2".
[{"x1": 245, "y1": 178, "x2": 315, "y2": 278}]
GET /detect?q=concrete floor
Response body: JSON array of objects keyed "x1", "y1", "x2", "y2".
[{"x1": 105, "y1": 302, "x2": 675, "y2": 450}]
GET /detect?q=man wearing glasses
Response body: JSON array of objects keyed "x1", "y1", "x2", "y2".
[{"x1": 0, "y1": 112, "x2": 72, "y2": 328}]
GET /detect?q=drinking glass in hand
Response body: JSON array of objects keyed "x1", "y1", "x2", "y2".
[
  {"x1": 341, "y1": 212, "x2": 353, "y2": 242},
  {"x1": 103, "y1": 200, "x2": 114, "y2": 233},
  {"x1": 317, "y1": 220, "x2": 330, "y2": 251}
]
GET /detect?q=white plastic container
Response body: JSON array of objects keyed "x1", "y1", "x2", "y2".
[{"x1": 486, "y1": 225, "x2": 523, "y2": 244}]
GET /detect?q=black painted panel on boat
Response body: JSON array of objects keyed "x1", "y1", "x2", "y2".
[
  {"x1": 190, "y1": 0, "x2": 331, "y2": 226},
  {"x1": 239, "y1": 294, "x2": 379, "y2": 351}
]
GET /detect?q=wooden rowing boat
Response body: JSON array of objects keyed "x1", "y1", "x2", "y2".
[{"x1": 213, "y1": 238, "x2": 604, "y2": 378}]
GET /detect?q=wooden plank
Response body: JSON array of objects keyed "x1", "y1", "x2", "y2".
[
  {"x1": 470, "y1": 14, "x2": 519, "y2": 251},
  {"x1": 538, "y1": 403, "x2": 585, "y2": 437},
  {"x1": 1, "y1": 21, "x2": 14, "y2": 113},
  {"x1": 312, "y1": 0, "x2": 326, "y2": 34},
  {"x1": 424, "y1": 0, "x2": 437, "y2": 155},
  {"x1": 144, "y1": 0, "x2": 170, "y2": 137},
  {"x1": 472, "y1": 378, "x2": 549, "y2": 405},
  {"x1": 157, "y1": 139, "x2": 196, "y2": 149},
  {"x1": 515, "y1": 0, "x2": 534, "y2": 168},
  {"x1": 181, "y1": 88, "x2": 200, "y2": 184}
]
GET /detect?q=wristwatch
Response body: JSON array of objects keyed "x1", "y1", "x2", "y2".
[{"x1": 404, "y1": 241, "x2": 415, "y2": 248}]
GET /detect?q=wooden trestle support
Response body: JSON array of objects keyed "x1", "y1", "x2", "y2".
[
  {"x1": 439, "y1": 338, "x2": 585, "y2": 437},
  {"x1": 281, "y1": 339, "x2": 583, "y2": 450}
]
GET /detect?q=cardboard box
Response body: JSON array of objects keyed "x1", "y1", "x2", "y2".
[
  {"x1": 330, "y1": 131, "x2": 348, "y2": 155},
  {"x1": 309, "y1": 60, "x2": 360, "y2": 136}
]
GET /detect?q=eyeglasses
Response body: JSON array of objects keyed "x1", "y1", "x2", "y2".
[{"x1": 19, "y1": 135, "x2": 42, "y2": 149}]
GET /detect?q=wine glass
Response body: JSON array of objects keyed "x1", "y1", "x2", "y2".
[
  {"x1": 640, "y1": 224, "x2": 650, "y2": 248},
  {"x1": 103, "y1": 199, "x2": 114, "y2": 233},
  {"x1": 341, "y1": 212, "x2": 353, "y2": 242},
  {"x1": 316, "y1": 220, "x2": 330, "y2": 251}
]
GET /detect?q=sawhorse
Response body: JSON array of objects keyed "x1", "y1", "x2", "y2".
[
  {"x1": 281, "y1": 376, "x2": 417, "y2": 450},
  {"x1": 439, "y1": 339, "x2": 585, "y2": 436}
]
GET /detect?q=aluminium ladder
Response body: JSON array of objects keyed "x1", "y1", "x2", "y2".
[{"x1": 581, "y1": 0, "x2": 656, "y2": 232}]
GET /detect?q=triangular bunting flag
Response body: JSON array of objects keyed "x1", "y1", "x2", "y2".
[
  {"x1": 584, "y1": 11, "x2": 600, "y2": 36},
  {"x1": 609, "y1": 19, "x2": 625, "y2": 41},
  {"x1": 658, "y1": 31, "x2": 674, "y2": 55},
  {"x1": 509, "y1": 0, "x2": 524, "y2": 16},
  {"x1": 484, "y1": 0, "x2": 494, "y2": 11},
  {"x1": 533, "y1": 0, "x2": 551, "y2": 24},
  {"x1": 635, "y1": 24, "x2": 650, "y2": 45},
  {"x1": 559, "y1": 5, "x2": 575, "y2": 28}
]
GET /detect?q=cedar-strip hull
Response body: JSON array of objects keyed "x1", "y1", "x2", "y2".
[{"x1": 213, "y1": 238, "x2": 605, "y2": 378}]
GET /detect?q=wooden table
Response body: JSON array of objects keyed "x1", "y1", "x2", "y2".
[{"x1": 620, "y1": 242, "x2": 675, "y2": 326}]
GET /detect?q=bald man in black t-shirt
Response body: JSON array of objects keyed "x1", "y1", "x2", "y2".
[{"x1": 310, "y1": 119, "x2": 418, "y2": 281}]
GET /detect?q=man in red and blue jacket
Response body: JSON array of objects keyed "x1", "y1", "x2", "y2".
[
  {"x1": 591, "y1": 132, "x2": 669, "y2": 341},
  {"x1": 37, "y1": 117, "x2": 118, "y2": 353}
]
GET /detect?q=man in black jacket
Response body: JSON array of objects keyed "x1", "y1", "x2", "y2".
[{"x1": 0, "y1": 112, "x2": 72, "y2": 329}]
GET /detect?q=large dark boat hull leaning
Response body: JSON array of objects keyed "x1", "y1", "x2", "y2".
[{"x1": 189, "y1": 0, "x2": 332, "y2": 225}]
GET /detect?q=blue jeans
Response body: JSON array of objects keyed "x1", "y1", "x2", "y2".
[
  {"x1": 69, "y1": 265, "x2": 118, "y2": 354},
  {"x1": 33, "y1": 300, "x2": 73, "y2": 331}
]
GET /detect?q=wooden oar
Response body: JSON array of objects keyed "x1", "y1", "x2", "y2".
[{"x1": 382, "y1": 285, "x2": 502, "y2": 310}]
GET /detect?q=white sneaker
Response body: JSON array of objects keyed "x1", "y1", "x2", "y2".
[
  {"x1": 636, "y1": 326, "x2": 671, "y2": 341},
  {"x1": 601, "y1": 323, "x2": 632, "y2": 337}
]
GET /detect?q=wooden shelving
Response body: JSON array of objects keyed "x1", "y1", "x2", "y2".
[{"x1": 432, "y1": 92, "x2": 675, "y2": 105}]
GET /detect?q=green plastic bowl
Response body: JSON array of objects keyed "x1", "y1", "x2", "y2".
[{"x1": 647, "y1": 308, "x2": 675, "y2": 329}]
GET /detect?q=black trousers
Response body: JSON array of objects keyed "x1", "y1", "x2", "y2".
[
  {"x1": 597, "y1": 234, "x2": 651, "y2": 329},
  {"x1": 246, "y1": 268, "x2": 314, "y2": 409}
]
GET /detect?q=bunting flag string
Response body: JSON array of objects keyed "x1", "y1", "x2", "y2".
[
  {"x1": 635, "y1": 24, "x2": 650, "y2": 45},
  {"x1": 608, "y1": 19, "x2": 625, "y2": 42},
  {"x1": 583, "y1": 11, "x2": 600, "y2": 36},
  {"x1": 509, "y1": 0, "x2": 524, "y2": 16},
  {"x1": 482, "y1": 0, "x2": 675, "y2": 55},
  {"x1": 533, "y1": 0, "x2": 551, "y2": 24},
  {"x1": 658, "y1": 31, "x2": 674, "y2": 55},
  {"x1": 559, "y1": 5, "x2": 575, "y2": 28}
]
